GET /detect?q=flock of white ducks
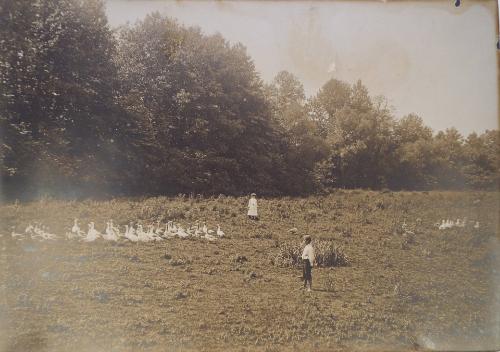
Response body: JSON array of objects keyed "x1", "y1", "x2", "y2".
[
  {"x1": 436, "y1": 218, "x2": 480, "y2": 230},
  {"x1": 11, "y1": 219, "x2": 225, "y2": 243}
]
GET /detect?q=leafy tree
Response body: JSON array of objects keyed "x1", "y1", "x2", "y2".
[
  {"x1": 265, "y1": 71, "x2": 328, "y2": 194},
  {"x1": 390, "y1": 114, "x2": 435, "y2": 189},
  {"x1": 430, "y1": 128, "x2": 466, "y2": 189},
  {"x1": 115, "y1": 14, "x2": 285, "y2": 195},
  {"x1": 462, "y1": 130, "x2": 499, "y2": 189},
  {"x1": 0, "y1": 0, "x2": 129, "y2": 197},
  {"x1": 314, "y1": 80, "x2": 395, "y2": 189},
  {"x1": 308, "y1": 78, "x2": 351, "y2": 137}
]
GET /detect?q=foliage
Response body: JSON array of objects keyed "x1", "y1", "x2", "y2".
[
  {"x1": 273, "y1": 239, "x2": 349, "y2": 268},
  {"x1": 0, "y1": 2, "x2": 498, "y2": 199}
]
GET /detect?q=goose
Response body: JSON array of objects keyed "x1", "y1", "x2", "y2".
[
  {"x1": 102, "y1": 222, "x2": 118, "y2": 241},
  {"x1": 25, "y1": 223, "x2": 34, "y2": 235},
  {"x1": 438, "y1": 220, "x2": 447, "y2": 230},
  {"x1": 67, "y1": 219, "x2": 82, "y2": 239},
  {"x1": 31, "y1": 224, "x2": 45, "y2": 241},
  {"x1": 193, "y1": 223, "x2": 203, "y2": 237},
  {"x1": 82, "y1": 222, "x2": 100, "y2": 242},
  {"x1": 137, "y1": 225, "x2": 151, "y2": 242},
  {"x1": 109, "y1": 220, "x2": 120, "y2": 238},
  {"x1": 40, "y1": 226, "x2": 57, "y2": 240},
  {"x1": 202, "y1": 223, "x2": 214, "y2": 235},
  {"x1": 125, "y1": 224, "x2": 139, "y2": 242},
  {"x1": 155, "y1": 221, "x2": 164, "y2": 236},
  {"x1": 190, "y1": 222, "x2": 201, "y2": 237},
  {"x1": 204, "y1": 233, "x2": 217, "y2": 242},
  {"x1": 460, "y1": 217, "x2": 467, "y2": 228},
  {"x1": 11, "y1": 227, "x2": 24, "y2": 240},
  {"x1": 71, "y1": 219, "x2": 80, "y2": 234},
  {"x1": 148, "y1": 225, "x2": 163, "y2": 241},
  {"x1": 216, "y1": 225, "x2": 225, "y2": 238},
  {"x1": 446, "y1": 219, "x2": 453, "y2": 229},
  {"x1": 176, "y1": 224, "x2": 189, "y2": 238},
  {"x1": 42, "y1": 231, "x2": 58, "y2": 240},
  {"x1": 163, "y1": 221, "x2": 176, "y2": 239},
  {"x1": 66, "y1": 229, "x2": 79, "y2": 240}
]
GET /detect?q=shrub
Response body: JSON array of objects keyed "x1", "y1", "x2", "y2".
[{"x1": 273, "y1": 240, "x2": 349, "y2": 268}]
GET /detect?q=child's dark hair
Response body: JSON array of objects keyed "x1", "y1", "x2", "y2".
[{"x1": 304, "y1": 235, "x2": 312, "y2": 244}]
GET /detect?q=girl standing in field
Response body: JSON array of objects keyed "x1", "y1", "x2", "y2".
[
  {"x1": 302, "y1": 235, "x2": 315, "y2": 292},
  {"x1": 247, "y1": 193, "x2": 258, "y2": 220}
]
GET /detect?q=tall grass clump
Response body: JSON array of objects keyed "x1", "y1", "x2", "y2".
[{"x1": 273, "y1": 240, "x2": 349, "y2": 268}]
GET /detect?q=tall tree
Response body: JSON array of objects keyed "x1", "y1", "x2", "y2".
[
  {"x1": 462, "y1": 130, "x2": 499, "y2": 189},
  {"x1": 430, "y1": 128, "x2": 466, "y2": 189},
  {"x1": 115, "y1": 14, "x2": 285, "y2": 195},
  {"x1": 0, "y1": 0, "x2": 127, "y2": 197},
  {"x1": 265, "y1": 71, "x2": 328, "y2": 194},
  {"x1": 391, "y1": 113, "x2": 435, "y2": 189}
]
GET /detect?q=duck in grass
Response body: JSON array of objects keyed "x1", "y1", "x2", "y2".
[{"x1": 82, "y1": 222, "x2": 100, "y2": 242}]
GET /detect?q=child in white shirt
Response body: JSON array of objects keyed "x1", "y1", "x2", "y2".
[{"x1": 301, "y1": 235, "x2": 315, "y2": 292}]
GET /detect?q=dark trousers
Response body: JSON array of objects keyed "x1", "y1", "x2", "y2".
[{"x1": 303, "y1": 259, "x2": 312, "y2": 287}]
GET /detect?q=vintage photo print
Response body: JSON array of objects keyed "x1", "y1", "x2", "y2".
[{"x1": 0, "y1": 0, "x2": 499, "y2": 351}]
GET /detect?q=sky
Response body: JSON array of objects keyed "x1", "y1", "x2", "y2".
[{"x1": 104, "y1": 0, "x2": 499, "y2": 135}]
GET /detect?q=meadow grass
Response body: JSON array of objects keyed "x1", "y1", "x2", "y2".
[{"x1": 0, "y1": 190, "x2": 498, "y2": 351}]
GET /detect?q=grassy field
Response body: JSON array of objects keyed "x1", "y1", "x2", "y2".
[{"x1": 0, "y1": 191, "x2": 499, "y2": 351}]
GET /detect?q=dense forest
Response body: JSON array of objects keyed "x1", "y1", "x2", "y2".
[{"x1": 1, "y1": 0, "x2": 498, "y2": 199}]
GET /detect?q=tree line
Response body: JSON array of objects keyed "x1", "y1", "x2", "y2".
[{"x1": 1, "y1": 0, "x2": 498, "y2": 199}]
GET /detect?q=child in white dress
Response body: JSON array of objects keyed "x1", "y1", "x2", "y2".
[{"x1": 247, "y1": 193, "x2": 258, "y2": 220}]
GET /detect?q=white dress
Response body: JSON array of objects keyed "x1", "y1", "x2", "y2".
[{"x1": 248, "y1": 198, "x2": 258, "y2": 217}]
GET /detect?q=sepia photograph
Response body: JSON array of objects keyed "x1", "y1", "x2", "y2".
[{"x1": 0, "y1": 0, "x2": 499, "y2": 351}]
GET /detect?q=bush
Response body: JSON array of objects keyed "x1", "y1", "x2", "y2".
[{"x1": 273, "y1": 240, "x2": 349, "y2": 268}]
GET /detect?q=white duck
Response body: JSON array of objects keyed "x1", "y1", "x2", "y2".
[
  {"x1": 216, "y1": 225, "x2": 225, "y2": 238},
  {"x1": 460, "y1": 217, "x2": 467, "y2": 228},
  {"x1": 137, "y1": 225, "x2": 151, "y2": 242},
  {"x1": 82, "y1": 222, "x2": 100, "y2": 242},
  {"x1": 66, "y1": 218, "x2": 83, "y2": 240},
  {"x1": 438, "y1": 220, "x2": 447, "y2": 230},
  {"x1": 11, "y1": 227, "x2": 24, "y2": 240},
  {"x1": 102, "y1": 221, "x2": 118, "y2": 241},
  {"x1": 191, "y1": 222, "x2": 202, "y2": 237},
  {"x1": 161, "y1": 221, "x2": 175, "y2": 239},
  {"x1": 30, "y1": 223, "x2": 45, "y2": 240},
  {"x1": 72, "y1": 219, "x2": 80, "y2": 234},
  {"x1": 124, "y1": 224, "x2": 139, "y2": 243},
  {"x1": 25, "y1": 223, "x2": 34, "y2": 235},
  {"x1": 474, "y1": 221, "x2": 480, "y2": 229},
  {"x1": 202, "y1": 223, "x2": 214, "y2": 235},
  {"x1": 109, "y1": 219, "x2": 120, "y2": 238},
  {"x1": 148, "y1": 225, "x2": 163, "y2": 241},
  {"x1": 204, "y1": 233, "x2": 217, "y2": 242},
  {"x1": 40, "y1": 225, "x2": 57, "y2": 240},
  {"x1": 176, "y1": 224, "x2": 189, "y2": 239},
  {"x1": 155, "y1": 221, "x2": 164, "y2": 236}
]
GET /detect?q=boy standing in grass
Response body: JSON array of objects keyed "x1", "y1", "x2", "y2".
[{"x1": 302, "y1": 235, "x2": 315, "y2": 292}]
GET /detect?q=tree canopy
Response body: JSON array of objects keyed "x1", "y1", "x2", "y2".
[{"x1": 1, "y1": 0, "x2": 498, "y2": 200}]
